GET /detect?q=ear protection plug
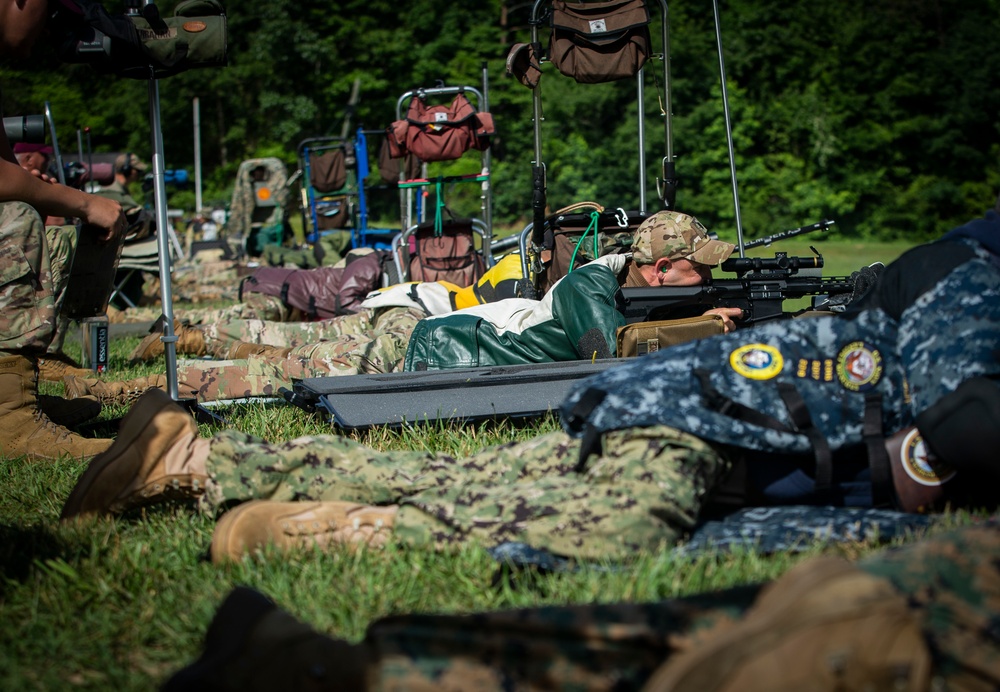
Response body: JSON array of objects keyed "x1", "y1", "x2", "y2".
[{"x1": 660, "y1": 265, "x2": 669, "y2": 273}]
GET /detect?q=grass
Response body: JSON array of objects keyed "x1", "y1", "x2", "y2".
[{"x1": 0, "y1": 238, "x2": 978, "y2": 690}]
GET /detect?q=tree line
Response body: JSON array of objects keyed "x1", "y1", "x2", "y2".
[{"x1": 2, "y1": 0, "x2": 997, "y2": 243}]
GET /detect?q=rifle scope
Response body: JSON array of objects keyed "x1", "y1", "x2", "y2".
[
  {"x1": 721, "y1": 252, "x2": 823, "y2": 275},
  {"x1": 3, "y1": 115, "x2": 45, "y2": 145}
]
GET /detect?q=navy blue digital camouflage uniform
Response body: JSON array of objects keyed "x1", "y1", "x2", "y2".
[
  {"x1": 201, "y1": 212, "x2": 999, "y2": 560},
  {"x1": 562, "y1": 209, "x2": 1000, "y2": 508}
]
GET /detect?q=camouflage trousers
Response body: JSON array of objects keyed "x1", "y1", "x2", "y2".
[
  {"x1": 177, "y1": 307, "x2": 423, "y2": 400},
  {"x1": 169, "y1": 259, "x2": 243, "y2": 303},
  {"x1": 109, "y1": 293, "x2": 292, "y2": 326},
  {"x1": 201, "y1": 424, "x2": 732, "y2": 561},
  {"x1": 0, "y1": 203, "x2": 60, "y2": 355},
  {"x1": 44, "y1": 224, "x2": 77, "y2": 355},
  {"x1": 326, "y1": 521, "x2": 1000, "y2": 690},
  {"x1": 199, "y1": 307, "x2": 419, "y2": 355}
]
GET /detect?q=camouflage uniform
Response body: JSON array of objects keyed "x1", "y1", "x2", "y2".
[
  {"x1": 0, "y1": 202, "x2": 59, "y2": 354},
  {"x1": 169, "y1": 260, "x2": 244, "y2": 303},
  {"x1": 170, "y1": 520, "x2": 1000, "y2": 690},
  {"x1": 362, "y1": 521, "x2": 1000, "y2": 689},
  {"x1": 43, "y1": 224, "x2": 78, "y2": 355},
  {"x1": 177, "y1": 307, "x2": 423, "y2": 400},
  {"x1": 560, "y1": 234, "x2": 1000, "y2": 507},
  {"x1": 201, "y1": 423, "x2": 732, "y2": 561},
  {"x1": 110, "y1": 293, "x2": 291, "y2": 326},
  {"x1": 96, "y1": 180, "x2": 142, "y2": 214}
]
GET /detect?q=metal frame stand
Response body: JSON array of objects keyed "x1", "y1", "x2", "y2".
[{"x1": 144, "y1": 70, "x2": 180, "y2": 400}]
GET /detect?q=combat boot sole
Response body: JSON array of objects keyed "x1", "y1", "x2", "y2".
[
  {"x1": 211, "y1": 500, "x2": 398, "y2": 563},
  {"x1": 61, "y1": 389, "x2": 203, "y2": 519}
]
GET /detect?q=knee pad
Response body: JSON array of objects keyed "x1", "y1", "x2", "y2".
[{"x1": 916, "y1": 377, "x2": 1000, "y2": 480}]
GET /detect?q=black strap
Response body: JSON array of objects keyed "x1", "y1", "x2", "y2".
[
  {"x1": 863, "y1": 392, "x2": 892, "y2": 508},
  {"x1": 694, "y1": 370, "x2": 792, "y2": 432},
  {"x1": 562, "y1": 387, "x2": 608, "y2": 473},
  {"x1": 776, "y1": 382, "x2": 833, "y2": 494},
  {"x1": 573, "y1": 426, "x2": 604, "y2": 474},
  {"x1": 406, "y1": 284, "x2": 432, "y2": 315},
  {"x1": 564, "y1": 386, "x2": 607, "y2": 434}
]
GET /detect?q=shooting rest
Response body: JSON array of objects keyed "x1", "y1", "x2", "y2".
[{"x1": 285, "y1": 359, "x2": 622, "y2": 430}]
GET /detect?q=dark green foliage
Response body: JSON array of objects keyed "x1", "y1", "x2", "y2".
[{"x1": 0, "y1": 0, "x2": 996, "y2": 241}]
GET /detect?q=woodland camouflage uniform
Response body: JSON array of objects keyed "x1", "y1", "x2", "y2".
[
  {"x1": 164, "y1": 520, "x2": 1000, "y2": 691},
  {"x1": 202, "y1": 423, "x2": 731, "y2": 560}
]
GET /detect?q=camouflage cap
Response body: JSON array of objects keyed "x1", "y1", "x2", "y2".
[{"x1": 631, "y1": 210, "x2": 735, "y2": 267}]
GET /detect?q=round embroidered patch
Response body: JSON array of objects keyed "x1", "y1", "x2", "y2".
[
  {"x1": 899, "y1": 428, "x2": 956, "y2": 486},
  {"x1": 836, "y1": 341, "x2": 883, "y2": 391},
  {"x1": 729, "y1": 344, "x2": 784, "y2": 380}
]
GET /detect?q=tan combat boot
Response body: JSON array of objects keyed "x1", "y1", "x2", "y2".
[
  {"x1": 210, "y1": 500, "x2": 398, "y2": 564},
  {"x1": 38, "y1": 352, "x2": 94, "y2": 382},
  {"x1": 225, "y1": 340, "x2": 294, "y2": 360},
  {"x1": 129, "y1": 322, "x2": 207, "y2": 363},
  {"x1": 61, "y1": 388, "x2": 210, "y2": 519},
  {"x1": 63, "y1": 373, "x2": 169, "y2": 406},
  {"x1": 0, "y1": 354, "x2": 113, "y2": 461}
]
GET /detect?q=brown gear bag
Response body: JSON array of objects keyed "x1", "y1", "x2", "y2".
[
  {"x1": 408, "y1": 219, "x2": 486, "y2": 286},
  {"x1": 616, "y1": 315, "x2": 726, "y2": 357},
  {"x1": 386, "y1": 93, "x2": 495, "y2": 163},
  {"x1": 642, "y1": 557, "x2": 931, "y2": 692},
  {"x1": 549, "y1": 0, "x2": 652, "y2": 84}
]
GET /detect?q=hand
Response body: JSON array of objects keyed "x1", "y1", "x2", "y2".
[
  {"x1": 25, "y1": 168, "x2": 57, "y2": 184},
  {"x1": 82, "y1": 195, "x2": 126, "y2": 242},
  {"x1": 702, "y1": 306, "x2": 744, "y2": 333}
]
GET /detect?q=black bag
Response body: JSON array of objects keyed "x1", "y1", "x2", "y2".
[{"x1": 549, "y1": 0, "x2": 651, "y2": 84}]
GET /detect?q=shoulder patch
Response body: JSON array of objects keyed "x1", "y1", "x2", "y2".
[
  {"x1": 730, "y1": 344, "x2": 784, "y2": 380},
  {"x1": 899, "y1": 428, "x2": 956, "y2": 486},
  {"x1": 836, "y1": 341, "x2": 883, "y2": 391}
]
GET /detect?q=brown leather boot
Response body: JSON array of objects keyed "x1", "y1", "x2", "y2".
[
  {"x1": 63, "y1": 373, "x2": 168, "y2": 406},
  {"x1": 0, "y1": 355, "x2": 112, "y2": 461},
  {"x1": 38, "y1": 353, "x2": 94, "y2": 382},
  {"x1": 61, "y1": 388, "x2": 210, "y2": 519},
  {"x1": 129, "y1": 322, "x2": 207, "y2": 363},
  {"x1": 210, "y1": 500, "x2": 398, "y2": 563},
  {"x1": 37, "y1": 394, "x2": 102, "y2": 428},
  {"x1": 225, "y1": 341, "x2": 294, "y2": 360}
]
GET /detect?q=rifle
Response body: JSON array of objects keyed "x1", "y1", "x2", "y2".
[{"x1": 619, "y1": 250, "x2": 860, "y2": 326}]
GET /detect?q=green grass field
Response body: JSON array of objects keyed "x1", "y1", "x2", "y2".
[{"x1": 0, "y1": 238, "x2": 974, "y2": 690}]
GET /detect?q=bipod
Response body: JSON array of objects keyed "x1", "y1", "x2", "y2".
[{"x1": 177, "y1": 397, "x2": 231, "y2": 427}]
